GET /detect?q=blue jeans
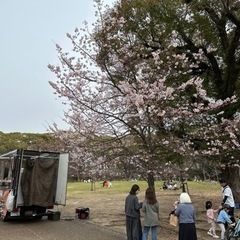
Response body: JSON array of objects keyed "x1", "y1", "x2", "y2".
[{"x1": 142, "y1": 226, "x2": 157, "y2": 240}]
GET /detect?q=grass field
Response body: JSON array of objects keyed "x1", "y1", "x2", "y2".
[
  {"x1": 63, "y1": 180, "x2": 224, "y2": 240},
  {"x1": 66, "y1": 180, "x2": 220, "y2": 197}
]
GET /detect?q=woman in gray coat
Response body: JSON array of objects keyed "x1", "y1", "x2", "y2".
[
  {"x1": 125, "y1": 184, "x2": 143, "y2": 240},
  {"x1": 142, "y1": 188, "x2": 159, "y2": 240}
]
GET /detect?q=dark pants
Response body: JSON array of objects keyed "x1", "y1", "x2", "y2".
[
  {"x1": 178, "y1": 223, "x2": 197, "y2": 240},
  {"x1": 226, "y1": 207, "x2": 235, "y2": 228},
  {"x1": 126, "y1": 216, "x2": 142, "y2": 240},
  {"x1": 229, "y1": 207, "x2": 235, "y2": 219}
]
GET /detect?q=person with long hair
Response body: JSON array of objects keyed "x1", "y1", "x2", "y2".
[
  {"x1": 125, "y1": 184, "x2": 143, "y2": 240},
  {"x1": 142, "y1": 188, "x2": 159, "y2": 240},
  {"x1": 175, "y1": 192, "x2": 197, "y2": 240}
]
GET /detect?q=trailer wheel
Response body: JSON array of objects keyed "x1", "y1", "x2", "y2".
[{"x1": 2, "y1": 211, "x2": 10, "y2": 222}]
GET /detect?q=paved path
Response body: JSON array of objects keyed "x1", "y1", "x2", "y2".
[{"x1": 0, "y1": 217, "x2": 126, "y2": 240}]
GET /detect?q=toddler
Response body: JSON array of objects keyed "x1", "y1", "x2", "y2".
[
  {"x1": 206, "y1": 200, "x2": 219, "y2": 238},
  {"x1": 216, "y1": 204, "x2": 234, "y2": 240}
]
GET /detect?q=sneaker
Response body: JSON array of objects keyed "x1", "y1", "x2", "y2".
[
  {"x1": 213, "y1": 235, "x2": 219, "y2": 239},
  {"x1": 207, "y1": 231, "x2": 213, "y2": 236}
]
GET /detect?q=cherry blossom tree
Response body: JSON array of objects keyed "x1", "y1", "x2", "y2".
[{"x1": 48, "y1": 0, "x2": 240, "y2": 197}]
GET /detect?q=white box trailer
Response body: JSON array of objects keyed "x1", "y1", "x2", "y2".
[{"x1": 0, "y1": 149, "x2": 68, "y2": 221}]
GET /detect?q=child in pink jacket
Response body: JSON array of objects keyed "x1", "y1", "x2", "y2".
[{"x1": 206, "y1": 201, "x2": 219, "y2": 238}]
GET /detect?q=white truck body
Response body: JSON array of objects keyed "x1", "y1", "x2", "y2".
[{"x1": 0, "y1": 149, "x2": 69, "y2": 221}]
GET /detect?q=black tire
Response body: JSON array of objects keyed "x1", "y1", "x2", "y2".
[{"x1": 2, "y1": 211, "x2": 10, "y2": 222}]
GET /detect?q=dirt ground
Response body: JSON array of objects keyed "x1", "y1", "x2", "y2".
[{"x1": 57, "y1": 182, "x2": 238, "y2": 240}]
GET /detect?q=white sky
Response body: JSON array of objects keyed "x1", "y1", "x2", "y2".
[{"x1": 0, "y1": 0, "x2": 114, "y2": 133}]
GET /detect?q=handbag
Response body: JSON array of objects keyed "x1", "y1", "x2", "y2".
[
  {"x1": 169, "y1": 214, "x2": 178, "y2": 227},
  {"x1": 6, "y1": 190, "x2": 14, "y2": 212}
]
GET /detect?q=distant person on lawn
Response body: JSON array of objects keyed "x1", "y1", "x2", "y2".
[{"x1": 125, "y1": 184, "x2": 143, "y2": 240}]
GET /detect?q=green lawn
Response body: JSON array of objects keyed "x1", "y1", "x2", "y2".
[{"x1": 66, "y1": 180, "x2": 220, "y2": 197}]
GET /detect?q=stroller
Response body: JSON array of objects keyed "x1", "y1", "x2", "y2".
[{"x1": 225, "y1": 219, "x2": 240, "y2": 240}]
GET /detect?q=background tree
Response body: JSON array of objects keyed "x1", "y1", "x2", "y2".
[
  {"x1": 0, "y1": 132, "x2": 67, "y2": 181},
  {"x1": 48, "y1": 0, "x2": 240, "y2": 195},
  {"x1": 0, "y1": 132, "x2": 64, "y2": 154}
]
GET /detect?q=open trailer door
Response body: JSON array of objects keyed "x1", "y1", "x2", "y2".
[{"x1": 55, "y1": 153, "x2": 69, "y2": 205}]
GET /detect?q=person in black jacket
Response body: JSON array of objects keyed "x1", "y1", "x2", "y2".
[{"x1": 125, "y1": 184, "x2": 143, "y2": 240}]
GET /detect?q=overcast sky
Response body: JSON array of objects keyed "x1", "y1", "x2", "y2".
[{"x1": 0, "y1": 0, "x2": 114, "y2": 133}]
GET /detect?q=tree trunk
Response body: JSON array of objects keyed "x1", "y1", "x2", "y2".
[
  {"x1": 147, "y1": 172, "x2": 155, "y2": 189},
  {"x1": 222, "y1": 165, "x2": 240, "y2": 203}
]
